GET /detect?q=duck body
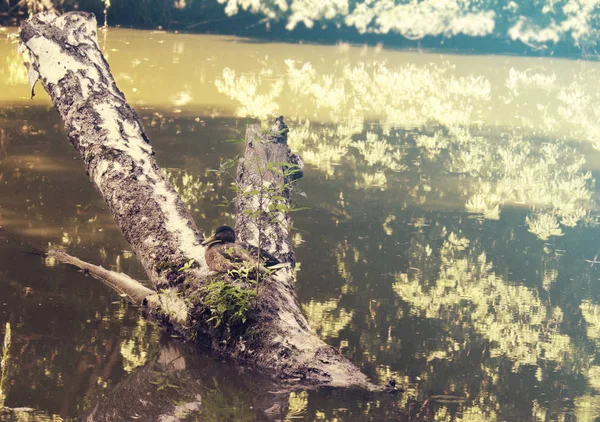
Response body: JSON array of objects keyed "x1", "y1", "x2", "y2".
[
  {"x1": 202, "y1": 226, "x2": 278, "y2": 274},
  {"x1": 204, "y1": 242, "x2": 256, "y2": 273}
]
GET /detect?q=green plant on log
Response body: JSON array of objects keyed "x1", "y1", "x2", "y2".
[
  {"x1": 200, "y1": 279, "x2": 257, "y2": 328},
  {"x1": 178, "y1": 258, "x2": 195, "y2": 272},
  {"x1": 226, "y1": 259, "x2": 252, "y2": 280},
  {"x1": 149, "y1": 370, "x2": 179, "y2": 392},
  {"x1": 213, "y1": 145, "x2": 306, "y2": 292}
]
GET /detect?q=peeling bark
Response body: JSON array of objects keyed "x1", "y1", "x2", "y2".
[
  {"x1": 20, "y1": 12, "x2": 210, "y2": 290},
  {"x1": 20, "y1": 11, "x2": 376, "y2": 390}
]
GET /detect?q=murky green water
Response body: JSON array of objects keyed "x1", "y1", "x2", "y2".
[{"x1": 2, "y1": 27, "x2": 600, "y2": 420}]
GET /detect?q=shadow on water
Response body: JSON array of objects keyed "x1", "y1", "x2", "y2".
[
  {"x1": 81, "y1": 336, "x2": 288, "y2": 421},
  {"x1": 81, "y1": 335, "x2": 415, "y2": 421},
  {"x1": 3, "y1": 27, "x2": 600, "y2": 420}
]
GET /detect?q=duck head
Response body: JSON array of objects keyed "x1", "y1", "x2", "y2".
[{"x1": 202, "y1": 225, "x2": 236, "y2": 246}]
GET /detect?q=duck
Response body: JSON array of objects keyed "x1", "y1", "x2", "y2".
[{"x1": 201, "y1": 225, "x2": 279, "y2": 275}]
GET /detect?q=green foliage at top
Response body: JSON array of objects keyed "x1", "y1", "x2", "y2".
[
  {"x1": 216, "y1": 0, "x2": 600, "y2": 51},
  {"x1": 4, "y1": 0, "x2": 599, "y2": 57}
]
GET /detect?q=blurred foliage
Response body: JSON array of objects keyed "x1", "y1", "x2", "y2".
[{"x1": 2, "y1": 0, "x2": 600, "y2": 56}]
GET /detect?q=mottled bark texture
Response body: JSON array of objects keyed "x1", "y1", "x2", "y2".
[
  {"x1": 235, "y1": 117, "x2": 302, "y2": 267},
  {"x1": 19, "y1": 11, "x2": 210, "y2": 291},
  {"x1": 20, "y1": 11, "x2": 374, "y2": 389}
]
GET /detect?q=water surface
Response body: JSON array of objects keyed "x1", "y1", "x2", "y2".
[{"x1": 2, "y1": 27, "x2": 600, "y2": 420}]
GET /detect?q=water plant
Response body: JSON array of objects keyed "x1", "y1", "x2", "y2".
[{"x1": 0, "y1": 322, "x2": 11, "y2": 408}]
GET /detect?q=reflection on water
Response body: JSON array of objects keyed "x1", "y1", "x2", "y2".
[{"x1": 3, "y1": 27, "x2": 600, "y2": 420}]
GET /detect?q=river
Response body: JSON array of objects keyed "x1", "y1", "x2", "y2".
[{"x1": 2, "y1": 27, "x2": 600, "y2": 420}]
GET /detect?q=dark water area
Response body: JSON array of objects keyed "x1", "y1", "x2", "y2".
[{"x1": 3, "y1": 28, "x2": 600, "y2": 420}]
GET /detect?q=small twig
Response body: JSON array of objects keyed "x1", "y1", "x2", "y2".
[
  {"x1": 47, "y1": 247, "x2": 154, "y2": 304},
  {"x1": 182, "y1": 14, "x2": 249, "y2": 31}
]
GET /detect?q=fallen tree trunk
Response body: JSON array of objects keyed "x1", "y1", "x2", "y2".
[{"x1": 19, "y1": 11, "x2": 375, "y2": 389}]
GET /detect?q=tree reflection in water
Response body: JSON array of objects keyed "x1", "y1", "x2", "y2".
[{"x1": 3, "y1": 27, "x2": 600, "y2": 420}]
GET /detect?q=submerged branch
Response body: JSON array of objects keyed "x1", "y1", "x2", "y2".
[
  {"x1": 47, "y1": 247, "x2": 154, "y2": 304},
  {"x1": 47, "y1": 247, "x2": 190, "y2": 330}
]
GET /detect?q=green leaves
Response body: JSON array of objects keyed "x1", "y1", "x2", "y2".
[
  {"x1": 210, "y1": 141, "x2": 309, "y2": 293},
  {"x1": 178, "y1": 259, "x2": 196, "y2": 272},
  {"x1": 200, "y1": 280, "x2": 257, "y2": 328},
  {"x1": 150, "y1": 371, "x2": 180, "y2": 391},
  {"x1": 217, "y1": 155, "x2": 240, "y2": 174}
]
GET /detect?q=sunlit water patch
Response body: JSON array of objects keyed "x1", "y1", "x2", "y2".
[{"x1": 2, "y1": 27, "x2": 600, "y2": 420}]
